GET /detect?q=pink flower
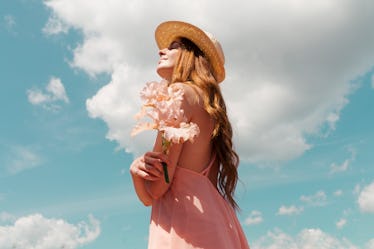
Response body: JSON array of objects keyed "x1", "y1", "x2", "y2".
[
  {"x1": 131, "y1": 81, "x2": 200, "y2": 145},
  {"x1": 132, "y1": 80, "x2": 200, "y2": 183},
  {"x1": 161, "y1": 122, "x2": 200, "y2": 144}
]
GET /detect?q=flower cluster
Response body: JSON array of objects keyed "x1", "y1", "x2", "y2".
[
  {"x1": 131, "y1": 80, "x2": 200, "y2": 144},
  {"x1": 131, "y1": 80, "x2": 200, "y2": 183}
]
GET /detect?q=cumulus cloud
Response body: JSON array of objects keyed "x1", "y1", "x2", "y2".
[
  {"x1": 71, "y1": 36, "x2": 125, "y2": 77},
  {"x1": 43, "y1": 0, "x2": 374, "y2": 163},
  {"x1": 358, "y1": 181, "x2": 374, "y2": 213},
  {"x1": 27, "y1": 76, "x2": 69, "y2": 111},
  {"x1": 277, "y1": 205, "x2": 303, "y2": 216},
  {"x1": 253, "y1": 228, "x2": 360, "y2": 249},
  {"x1": 85, "y1": 65, "x2": 152, "y2": 154},
  {"x1": 300, "y1": 190, "x2": 327, "y2": 207},
  {"x1": 0, "y1": 212, "x2": 15, "y2": 224},
  {"x1": 0, "y1": 213, "x2": 100, "y2": 249},
  {"x1": 367, "y1": 239, "x2": 374, "y2": 249},
  {"x1": 244, "y1": 210, "x2": 263, "y2": 226}
]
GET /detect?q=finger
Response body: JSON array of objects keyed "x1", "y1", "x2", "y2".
[
  {"x1": 136, "y1": 168, "x2": 161, "y2": 181},
  {"x1": 145, "y1": 151, "x2": 167, "y2": 162},
  {"x1": 144, "y1": 155, "x2": 162, "y2": 165},
  {"x1": 129, "y1": 157, "x2": 144, "y2": 175},
  {"x1": 145, "y1": 163, "x2": 163, "y2": 177},
  {"x1": 144, "y1": 157, "x2": 164, "y2": 172},
  {"x1": 158, "y1": 155, "x2": 170, "y2": 166}
]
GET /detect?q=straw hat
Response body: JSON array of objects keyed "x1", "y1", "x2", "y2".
[{"x1": 155, "y1": 21, "x2": 225, "y2": 83}]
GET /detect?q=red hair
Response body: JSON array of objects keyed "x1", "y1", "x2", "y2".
[{"x1": 171, "y1": 38, "x2": 240, "y2": 210}]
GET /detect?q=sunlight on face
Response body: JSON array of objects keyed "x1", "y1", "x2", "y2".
[{"x1": 156, "y1": 41, "x2": 182, "y2": 81}]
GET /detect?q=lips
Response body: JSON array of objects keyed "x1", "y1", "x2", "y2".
[{"x1": 158, "y1": 57, "x2": 167, "y2": 64}]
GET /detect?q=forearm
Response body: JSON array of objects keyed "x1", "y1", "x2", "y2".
[
  {"x1": 129, "y1": 157, "x2": 154, "y2": 206},
  {"x1": 130, "y1": 132, "x2": 183, "y2": 201},
  {"x1": 145, "y1": 143, "x2": 182, "y2": 199},
  {"x1": 145, "y1": 164, "x2": 177, "y2": 200},
  {"x1": 131, "y1": 173, "x2": 153, "y2": 206}
]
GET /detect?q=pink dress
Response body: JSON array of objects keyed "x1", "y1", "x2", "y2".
[{"x1": 148, "y1": 157, "x2": 250, "y2": 249}]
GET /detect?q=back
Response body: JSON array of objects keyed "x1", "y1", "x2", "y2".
[{"x1": 172, "y1": 82, "x2": 215, "y2": 174}]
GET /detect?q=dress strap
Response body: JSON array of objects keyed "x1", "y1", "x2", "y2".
[{"x1": 201, "y1": 154, "x2": 216, "y2": 176}]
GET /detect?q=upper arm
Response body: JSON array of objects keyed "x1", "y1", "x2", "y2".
[{"x1": 171, "y1": 82, "x2": 200, "y2": 122}]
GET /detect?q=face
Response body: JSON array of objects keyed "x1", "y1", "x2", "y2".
[{"x1": 156, "y1": 40, "x2": 182, "y2": 81}]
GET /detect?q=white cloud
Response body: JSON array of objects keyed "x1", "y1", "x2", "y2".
[
  {"x1": 300, "y1": 190, "x2": 327, "y2": 207},
  {"x1": 366, "y1": 239, "x2": 374, "y2": 249},
  {"x1": 27, "y1": 89, "x2": 50, "y2": 104},
  {"x1": 0, "y1": 213, "x2": 100, "y2": 249},
  {"x1": 244, "y1": 210, "x2": 263, "y2": 226},
  {"x1": 27, "y1": 77, "x2": 69, "y2": 111},
  {"x1": 46, "y1": 77, "x2": 69, "y2": 103},
  {"x1": 330, "y1": 159, "x2": 349, "y2": 174},
  {"x1": 5, "y1": 146, "x2": 42, "y2": 175},
  {"x1": 329, "y1": 147, "x2": 356, "y2": 174},
  {"x1": 43, "y1": 14, "x2": 69, "y2": 35},
  {"x1": 85, "y1": 65, "x2": 153, "y2": 155},
  {"x1": 336, "y1": 218, "x2": 347, "y2": 229},
  {"x1": 277, "y1": 205, "x2": 303, "y2": 216},
  {"x1": 334, "y1": 190, "x2": 343, "y2": 197},
  {"x1": 371, "y1": 74, "x2": 374, "y2": 89},
  {"x1": 358, "y1": 181, "x2": 374, "y2": 213},
  {"x1": 0, "y1": 212, "x2": 15, "y2": 223},
  {"x1": 253, "y1": 228, "x2": 360, "y2": 249},
  {"x1": 43, "y1": 0, "x2": 374, "y2": 163},
  {"x1": 71, "y1": 36, "x2": 125, "y2": 77}
]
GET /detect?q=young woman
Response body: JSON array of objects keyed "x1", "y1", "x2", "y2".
[{"x1": 130, "y1": 21, "x2": 250, "y2": 249}]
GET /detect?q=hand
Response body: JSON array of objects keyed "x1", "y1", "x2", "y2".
[{"x1": 130, "y1": 152, "x2": 169, "y2": 181}]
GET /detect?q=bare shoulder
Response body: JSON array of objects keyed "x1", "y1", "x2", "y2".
[
  {"x1": 171, "y1": 82, "x2": 201, "y2": 106},
  {"x1": 171, "y1": 82, "x2": 203, "y2": 121}
]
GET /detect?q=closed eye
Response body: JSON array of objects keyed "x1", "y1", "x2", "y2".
[{"x1": 168, "y1": 41, "x2": 182, "y2": 50}]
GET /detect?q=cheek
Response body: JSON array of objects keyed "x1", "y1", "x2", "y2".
[{"x1": 170, "y1": 51, "x2": 180, "y2": 64}]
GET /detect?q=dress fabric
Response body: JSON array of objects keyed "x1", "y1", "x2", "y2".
[{"x1": 148, "y1": 157, "x2": 250, "y2": 249}]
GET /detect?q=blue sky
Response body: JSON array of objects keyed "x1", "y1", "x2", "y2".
[{"x1": 1, "y1": 0, "x2": 374, "y2": 249}]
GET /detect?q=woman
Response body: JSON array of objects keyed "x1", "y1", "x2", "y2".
[{"x1": 130, "y1": 21, "x2": 250, "y2": 249}]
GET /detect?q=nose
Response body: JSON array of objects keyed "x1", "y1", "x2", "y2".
[{"x1": 159, "y1": 48, "x2": 167, "y2": 56}]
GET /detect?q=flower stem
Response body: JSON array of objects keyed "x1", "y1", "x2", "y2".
[
  {"x1": 161, "y1": 135, "x2": 171, "y2": 184},
  {"x1": 161, "y1": 162, "x2": 170, "y2": 183}
]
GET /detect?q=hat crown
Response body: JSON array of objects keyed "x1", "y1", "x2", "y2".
[{"x1": 203, "y1": 31, "x2": 225, "y2": 65}]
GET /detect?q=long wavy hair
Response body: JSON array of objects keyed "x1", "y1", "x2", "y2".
[{"x1": 170, "y1": 38, "x2": 240, "y2": 210}]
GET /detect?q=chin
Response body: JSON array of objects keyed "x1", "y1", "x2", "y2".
[{"x1": 156, "y1": 68, "x2": 172, "y2": 81}]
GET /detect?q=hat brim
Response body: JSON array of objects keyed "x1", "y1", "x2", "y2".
[{"x1": 155, "y1": 21, "x2": 225, "y2": 83}]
